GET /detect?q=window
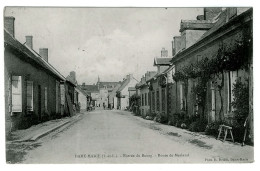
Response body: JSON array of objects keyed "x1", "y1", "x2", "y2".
[
  {"x1": 145, "y1": 93, "x2": 147, "y2": 106},
  {"x1": 211, "y1": 82, "x2": 216, "y2": 111},
  {"x1": 156, "y1": 89, "x2": 160, "y2": 111},
  {"x1": 142, "y1": 94, "x2": 144, "y2": 106},
  {"x1": 152, "y1": 91, "x2": 155, "y2": 111},
  {"x1": 180, "y1": 83, "x2": 183, "y2": 110},
  {"x1": 11, "y1": 76, "x2": 22, "y2": 113},
  {"x1": 227, "y1": 71, "x2": 238, "y2": 111},
  {"x1": 60, "y1": 84, "x2": 65, "y2": 105},
  {"x1": 26, "y1": 81, "x2": 33, "y2": 112},
  {"x1": 44, "y1": 87, "x2": 48, "y2": 110},
  {"x1": 162, "y1": 88, "x2": 166, "y2": 112},
  {"x1": 180, "y1": 83, "x2": 186, "y2": 111},
  {"x1": 56, "y1": 81, "x2": 59, "y2": 113}
]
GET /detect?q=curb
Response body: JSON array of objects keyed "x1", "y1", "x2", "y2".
[{"x1": 30, "y1": 121, "x2": 71, "y2": 141}]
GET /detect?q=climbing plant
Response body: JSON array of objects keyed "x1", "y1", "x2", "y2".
[
  {"x1": 231, "y1": 79, "x2": 249, "y2": 125},
  {"x1": 172, "y1": 27, "x2": 252, "y2": 120}
]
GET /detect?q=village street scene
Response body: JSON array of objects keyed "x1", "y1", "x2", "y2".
[{"x1": 4, "y1": 7, "x2": 253, "y2": 163}]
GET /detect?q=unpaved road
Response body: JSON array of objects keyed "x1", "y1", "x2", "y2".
[{"x1": 15, "y1": 109, "x2": 253, "y2": 163}]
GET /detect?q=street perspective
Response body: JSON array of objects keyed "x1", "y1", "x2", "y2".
[{"x1": 4, "y1": 7, "x2": 253, "y2": 164}]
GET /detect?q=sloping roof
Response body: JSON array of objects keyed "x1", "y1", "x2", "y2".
[
  {"x1": 4, "y1": 30, "x2": 66, "y2": 81},
  {"x1": 98, "y1": 81, "x2": 120, "y2": 92},
  {"x1": 171, "y1": 8, "x2": 252, "y2": 64},
  {"x1": 196, "y1": 10, "x2": 227, "y2": 42},
  {"x1": 117, "y1": 78, "x2": 130, "y2": 92},
  {"x1": 98, "y1": 82, "x2": 119, "y2": 88},
  {"x1": 128, "y1": 87, "x2": 136, "y2": 91},
  {"x1": 66, "y1": 75, "x2": 77, "y2": 86},
  {"x1": 110, "y1": 84, "x2": 122, "y2": 94},
  {"x1": 154, "y1": 57, "x2": 172, "y2": 66},
  {"x1": 76, "y1": 85, "x2": 89, "y2": 96},
  {"x1": 146, "y1": 73, "x2": 159, "y2": 83},
  {"x1": 81, "y1": 84, "x2": 99, "y2": 93}
]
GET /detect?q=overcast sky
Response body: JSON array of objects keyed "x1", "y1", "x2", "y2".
[{"x1": 4, "y1": 7, "x2": 203, "y2": 84}]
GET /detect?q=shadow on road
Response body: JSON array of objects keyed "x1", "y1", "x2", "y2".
[{"x1": 6, "y1": 142, "x2": 42, "y2": 164}]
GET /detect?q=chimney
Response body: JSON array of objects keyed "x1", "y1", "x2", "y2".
[
  {"x1": 39, "y1": 48, "x2": 48, "y2": 62},
  {"x1": 196, "y1": 15, "x2": 204, "y2": 20},
  {"x1": 161, "y1": 48, "x2": 168, "y2": 57},
  {"x1": 173, "y1": 36, "x2": 182, "y2": 54},
  {"x1": 126, "y1": 74, "x2": 133, "y2": 80},
  {"x1": 4, "y1": 16, "x2": 15, "y2": 37},
  {"x1": 204, "y1": 7, "x2": 222, "y2": 20},
  {"x1": 171, "y1": 41, "x2": 176, "y2": 56},
  {"x1": 82, "y1": 82, "x2": 86, "y2": 86},
  {"x1": 25, "y1": 36, "x2": 33, "y2": 49},
  {"x1": 70, "y1": 71, "x2": 76, "y2": 82},
  {"x1": 179, "y1": 19, "x2": 214, "y2": 49}
]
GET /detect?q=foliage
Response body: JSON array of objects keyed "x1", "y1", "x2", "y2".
[
  {"x1": 231, "y1": 79, "x2": 249, "y2": 125},
  {"x1": 205, "y1": 121, "x2": 224, "y2": 136},
  {"x1": 188, "y1": 119, "x2": 207, "y2": 132},
  {"x1": 154, "y1": 112, "x2": 168, "y2": 124},
  {"x1": 18, "y1": 112, "x2": 39, "y2": 129}
]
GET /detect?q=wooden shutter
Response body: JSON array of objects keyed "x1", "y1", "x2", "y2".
[
  {"x1": 60, "y1": 84, "x2": 65, "y2": 105},
  {"x1": 11, "y1": 76, "x2": 22, "y2": 113},
  {"x1": 56, "y1": 81, "x2": 59, "y2": 113},
  {"x1": 26, "y1": 81, "x2": 33, "y2": 111},
  {"x1": 44, "y1": 87, "x2": 48, "y2": 110}
]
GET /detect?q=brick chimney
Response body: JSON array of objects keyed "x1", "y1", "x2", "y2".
[
  {"x1": 70, "y1": 71, "x2": 76, "y2": 83},
  {"x1": 25, "y1": 36, "x2": 33, "y2": 49},
  {"x1": 204, "y1": 7, "x2": 222, "y2": 20},
  {"x1": 173, "y1": 36, "x2": 182, "y2": 55},
  {"x1": 179, "y1": 19, "x2": 214, "y2": 50},
  {"x1": 4, "y1": 16, "x2": 15, "y2": 37},
  {"x1": 39, "y1": 48, "x2": 48, "y2": 62}
]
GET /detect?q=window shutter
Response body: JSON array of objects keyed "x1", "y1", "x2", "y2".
[
  {"x1": 44, "y1": 87, "x2": 48, "y2": 110},
  {"x1": 60, "y1": 84, "x2": 65, "y2": 105},
  {"x1": 26, "y1": 81, "x2": 33, "y2": 111},
  {"x1": 11, "y1": 76, "x2": 22, "y2": 113}
]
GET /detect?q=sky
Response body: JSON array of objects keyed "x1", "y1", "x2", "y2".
[{"x1": 4, "y1": 7, "x2": 203, "y2": 85}]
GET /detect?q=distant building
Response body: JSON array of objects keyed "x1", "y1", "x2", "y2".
[
  {"x1": 81, "y1": 77, "x2": 120, "y2": 108},
  {"x1": 116, "y1": 74, "x2": 138, "y2": 110},
  {"x1": 135, "y1": 71, "x2": 157, "y2": 117}
]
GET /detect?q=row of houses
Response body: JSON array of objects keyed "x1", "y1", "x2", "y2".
[
  {"x1": 4, "y1": 16, "x2": 89, "y2": 135},
  {"x1": 81, "y1": 74, "x2": 138, "y2": 110},
  {"x1": 131, "y1": 8, "x2": 253, "y2": 143}
]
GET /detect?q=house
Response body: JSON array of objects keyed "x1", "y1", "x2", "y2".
[
  {"x1": 169, "y1": 8, "x2": 253, "y2": 142},
  {"x1": 81, "y1": 83, "x2": 99, "y2": 107},
  {"x1": 4, "y1": 16, "x2": 67, "y2": 133},
  {"x1": 109, "y1": 83, "x2": 121, "y2": 109},
  {"x1": 116, "y1": 74, "x2": 138, "y2": 110},
  {"x1": 75, "y1": 85, "x2": 89, "y2": 111},
  {"x1": 135, "y1": 71, "x2": 156, "y2": 117},
  {"x1": 146, "y1": 48, "x2": 172, "y2": 119},
  {"x1": 80, "y1": 77, "x2": 120, "y2": 108}
]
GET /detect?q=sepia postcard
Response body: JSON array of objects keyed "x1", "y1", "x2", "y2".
[{"x1": 3, "y1": 7, "x2": 253, "y2": 164}]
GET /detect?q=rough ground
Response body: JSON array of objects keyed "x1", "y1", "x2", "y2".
[{"x1": 6, "y1": 109, "x2": 254, "y2": 164}]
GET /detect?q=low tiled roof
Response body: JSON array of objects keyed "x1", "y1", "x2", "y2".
[
  {"x1": 117, "y1": 78, "x2": 130, "y2": 92},
  {"x1": 154, "y1": 57, "x2": 172, "y2": 66},
  {"x1": 81, "y1": 84, "x2": 99, "y2": 93},
  {"x1": 4, "y1": 30, "x2": 66, "y2": 81},
  {"x1": 128, "y1": 87, "x2": 136, "y2": 91}
]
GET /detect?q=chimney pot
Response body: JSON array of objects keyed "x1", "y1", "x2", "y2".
[
  {"x1": 25, "y1": 36, "x2": 33, "y2": 49},
  {"x1": 39, "y1": 48, "x2": 48, "y2": 62},
  {"x1": 4, "y1": 16, "x2": 15, "y2": 37}
]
